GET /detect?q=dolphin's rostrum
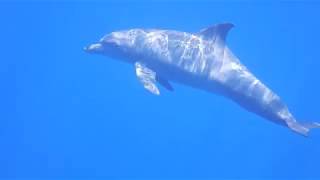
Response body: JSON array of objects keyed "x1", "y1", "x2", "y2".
[{"x1": 85, "y1": 23, "x2": 320, "y2": 136}]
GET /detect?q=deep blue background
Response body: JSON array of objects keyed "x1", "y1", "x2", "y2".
[{"x1": 1, "y1": 1, "x2": 320, "y2": 179}]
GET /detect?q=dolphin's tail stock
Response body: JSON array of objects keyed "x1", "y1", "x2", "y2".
[{"x1": 286, "y1": 120, "x2": 320, "y2": 137}]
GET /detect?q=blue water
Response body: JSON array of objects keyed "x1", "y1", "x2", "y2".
[{"x1": 2, "y1": 1, "x2": 320, "y2": 179}]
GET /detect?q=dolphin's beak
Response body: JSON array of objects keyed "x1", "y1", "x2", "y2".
[{"x1": 84, "y1": 43, "x2": 103, "y2": 53}]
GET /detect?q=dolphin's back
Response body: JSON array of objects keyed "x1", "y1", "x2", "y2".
[
  {"x1": 131, "y1": 27, "x2": 320, "y2": 136},
  {"x1": 133, "y1": 29, "x2": 225, "y2": 78},
  {"x1": 142, "y1": 29, "x2": 294, "y2": 126}
]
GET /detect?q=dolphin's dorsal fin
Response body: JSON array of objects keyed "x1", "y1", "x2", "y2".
[{"x1": 198, "y1": 23, "x2": 234, "y2": 42}]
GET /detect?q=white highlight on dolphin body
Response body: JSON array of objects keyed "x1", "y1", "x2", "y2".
[{"x1": 85, "y1": 23, "x2": 320, "y2": 136}]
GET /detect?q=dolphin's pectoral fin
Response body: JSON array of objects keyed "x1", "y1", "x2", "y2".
[
  {"x1": 156, "y1": 76, "x2": 174, "y2": 91},
  {"x1": 135, "y1": 62, "x2": 160, "y2": 95}
]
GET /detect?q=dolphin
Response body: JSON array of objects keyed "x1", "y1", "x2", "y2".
[{"x1": 84, "y1": 23, "x2": 320, "y2": 136}]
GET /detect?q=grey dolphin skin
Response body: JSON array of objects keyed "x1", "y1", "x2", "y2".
[{"x1": 85, "y1": 23, "x2": 320, "y2": 136}]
